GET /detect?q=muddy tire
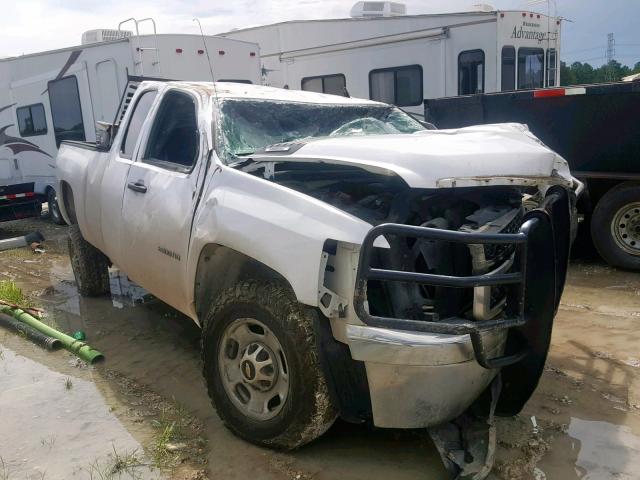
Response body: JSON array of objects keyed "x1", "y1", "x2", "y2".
[
  {"x1": 47, "y1": 188, "x2": 66, "y2": 225},
  {"x1": 202, "y1": 280, "x2": 337, "y2": 450},
  {"x1": 68, "y1": 224, "x2": 110, "y2": 297},
  {"x1": 591, "y1": 182, "x2": 640, "y2": 270}
]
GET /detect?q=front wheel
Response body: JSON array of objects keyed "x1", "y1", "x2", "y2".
[
  {"x1": 202, "y1": 280, "x2": 337, "y2": 449},
  {"x1": 591, "y1": 182, "x2": 640, "y2": 270}
]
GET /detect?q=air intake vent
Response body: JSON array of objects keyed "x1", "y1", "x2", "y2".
[
  {"x1": 81, "y1": 29, "x2": 132, "y2": 45},
  {"x1": 350, "y1": 1, "x2": 407, "y2": 17}
]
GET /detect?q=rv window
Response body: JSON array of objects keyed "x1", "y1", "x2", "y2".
[
  {"x1": 16, "y1": 104, "x2": 47, "y2": 137},
  {"x1": 301, "y1": 74, "x2": 347, "y2": 97},
  {"x1": 219, "y1": 79, "x2": 253, "y2": 84},
  {"x1": 518, "y1": 48, "x2": 544, "y2": 89},
  {"x1": 458, "y1": 50, "x2": 485, "y2": 95},
  {"x1": 546, "y1": 48, "x2": 557, "y2": 87},
  {"x1": 120, "y1": 90, "x2": 158, "y2": 159},
  {"x1": 369, "y1": 65, "x2": 422, "y2": 107},
  {"x1": 48, "y1": 76, "x2": 85, "y2": 147},
  {"x1": 501, "y1": 46, "x2": 516, "y2": 91},
  {"x1": 142, "y1": 90, "x2": 199, "y2": 173}
]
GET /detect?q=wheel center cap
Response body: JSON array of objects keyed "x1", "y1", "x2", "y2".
[{"x1": 241, "y1": 360, "x2": 256, "y2": 381}]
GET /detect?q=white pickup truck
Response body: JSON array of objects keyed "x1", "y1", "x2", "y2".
[{"x1": 57, "y1": 81, "x2": 580, "y2": 477}]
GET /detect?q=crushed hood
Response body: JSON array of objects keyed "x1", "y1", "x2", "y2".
[{"x1": 250, "y1": 123, "x2": 575, "y2": 189}]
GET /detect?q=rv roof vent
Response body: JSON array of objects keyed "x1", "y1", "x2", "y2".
[
  {"x1": 350, "y1": 1, "x2": 407, "y2": 18},
  {"x1": 472, "y1": 4, "x2": 495, "y2": 12},
  {"x1": 82, "y1": 29, "x2": 132, "y2": 45}
]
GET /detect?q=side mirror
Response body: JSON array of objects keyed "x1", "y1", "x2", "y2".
[
  {"x1": 404, "y1": 110, "x2": 437, "y2": 130},
  {"x1": 418, "y1": 120, "x2": 437, "y2": 130},
  {"x1": 95, "y1": 121, "x2": 114, "y2": 150}
]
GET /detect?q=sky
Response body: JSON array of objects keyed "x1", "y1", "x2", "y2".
[{"x1": 0, "y1": 0, "x2": 638, "y2": 67}]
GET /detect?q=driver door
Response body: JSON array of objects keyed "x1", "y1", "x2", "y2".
[{"x1": 119, "y1": 88, "x2": 205, "y2": 311}]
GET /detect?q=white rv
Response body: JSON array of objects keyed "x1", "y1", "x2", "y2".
[
  {"x1": 0, "y1": 23, "x2": 260, "y2": 223},
  {"x1": 219, "y1": 2, "x2": 561, "y2": 114}
]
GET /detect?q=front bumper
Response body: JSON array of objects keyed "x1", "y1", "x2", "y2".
[
  {"x1": 348, "y1": 187, "x2": 572, "y2": 428},
  {"x1": 347, "y1": 324, "x2": 505, "y2": 428}
]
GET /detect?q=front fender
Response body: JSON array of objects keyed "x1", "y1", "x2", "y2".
[{"x1": 188, "y1": 167, "x2": 388, "y2": 310}]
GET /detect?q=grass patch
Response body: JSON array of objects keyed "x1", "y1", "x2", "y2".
[
  {"x1": 0, "y1": 248, "x2": 33, "y2": 259},
  {"x1": 40, "y1": 434, "x2": 56, "y2": 450},
  {"x1": 153, "y1": 418, "x2": 178, "y2": 468},
  {"x1": 80, "y1": 446, "x2": 147, "y2": 480},
  {"x1": 0, "y1": 280, "x2": 33, "y2": 308}
]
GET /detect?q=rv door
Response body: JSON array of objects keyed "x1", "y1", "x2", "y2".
[
  {"x1": 9, "y1": 81, "x2": 57, "y2": 195},
  {"x1": 95, "y1": 60, "x2": 122, "y2": 123},
  {"x1": 0, "y1": 157, "x2": 21, "y2": 186}
]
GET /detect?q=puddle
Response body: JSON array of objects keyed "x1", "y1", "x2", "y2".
[
  {"x1": 535, "y1": 417, "x2": 640, "y2": 480},
  {"x1": 0, "y1": 344, "x2": 159, "y2": 479},
  {"x1": 568, "y1": 417, "x2": 640, "y2": 479},
  {"x1": 109, "y1": 268, "x2": 153, "y2": 309}
]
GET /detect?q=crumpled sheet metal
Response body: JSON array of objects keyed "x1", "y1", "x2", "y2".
[{"x1": 429, "y1": 375, "x2": 501, "y2": 480}]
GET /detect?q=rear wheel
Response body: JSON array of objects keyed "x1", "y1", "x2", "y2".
[
  {"x1": 202, "y1": 280, "x2": 337, "y2": 449},
  {"x1": 591, "y1": 182, "x2": 640, "y2": 270},
  {"x1": 68, "y1": 224, "x2": 110, "y2": 296},
  {"x1": 47, "y1": 188, "x2": 66, "y2": 225}
]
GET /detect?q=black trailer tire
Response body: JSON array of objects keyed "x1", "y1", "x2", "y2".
[
  {"x1": 591, "y1": 182, "x2": 640, "y2": 270},
  {"x1": 68, "y1": 224, "x2": 110, "y2": 296},
  {"x1": 47, "y1": 188, "x2": 66, "y2": 225},
  {"x1": 202, "y1": 280, "x2": 337, "y2": 450}
]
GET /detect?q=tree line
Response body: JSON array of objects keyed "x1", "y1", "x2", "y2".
[{"x1": 560, "y1": 60, "x2": 640, "y2": 85}]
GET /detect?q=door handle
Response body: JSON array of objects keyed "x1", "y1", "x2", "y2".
[{"x1": 127, "y1": 181, "x2": 147, "y2": 193}]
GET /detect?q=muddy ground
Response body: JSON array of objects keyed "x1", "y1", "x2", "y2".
[{"x1": 1, "y1": 216, "x2": 639, "y2": 480}]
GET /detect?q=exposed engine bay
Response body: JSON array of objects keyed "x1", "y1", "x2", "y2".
[{"x1": 241, "y1": 160, "x2": 543, "y2": 324}]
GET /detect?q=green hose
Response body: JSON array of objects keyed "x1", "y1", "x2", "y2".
[{"x1": 0, "y1": 306, "x2": 104, "y2": 364}]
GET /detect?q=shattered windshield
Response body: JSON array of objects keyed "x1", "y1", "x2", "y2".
[{"x1": 218, "y1": 99, "x2": 425, "y2": 160}]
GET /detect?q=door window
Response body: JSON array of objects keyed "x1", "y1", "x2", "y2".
[
  {"x1": 369, "y1": 65, "x2": 422, "y2": 106},
  {"x1": 501, "y1": 46, "x2": 516, "y2": 91},
  {"x1": 142, "y1": 90, "x2": 199, "y2": 173},
  {"x1": 301, "y1": 74, "x2": 347, "y2": 96},
  {"x1": 16, "y1": 104, "x2": 47, "y2": 137},
  {"x1": 458, "y1": 50, "x2": 485, "y2": 95},
  {"x1": 120, "y1": 90, "x2": 158, "y2": 159},
  {"x1": 518, "y1": 48, "x2": 545, "y2": 89},
  {"x1": 48, "y1": 76, "x2": 85, "y2": 147}
]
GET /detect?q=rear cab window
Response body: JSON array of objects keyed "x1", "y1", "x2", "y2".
[
  {"x1": 301, "y1": 74, "x2": 347, "y2": 97},
  {"x1": 218, "y1": 79, "x2": 253, "y2": 84},
  {"x1": 120, "y1": 90, "x2": 158, "y2": 159}
]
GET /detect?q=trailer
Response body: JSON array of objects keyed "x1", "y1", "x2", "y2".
[
  {"x1": 0, "y1": 20, "x2": 260, "y2": 224},
  {"x1": 219, "y1": 1, "x2": 561, "y2": 114},
  {"x1": 424, "y1": 81, "x2": 640, "y2": 270}
]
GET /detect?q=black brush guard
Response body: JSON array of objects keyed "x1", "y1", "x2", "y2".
[{"x1": 354, "y1": 187, "x2": 572, "y2": 376}]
